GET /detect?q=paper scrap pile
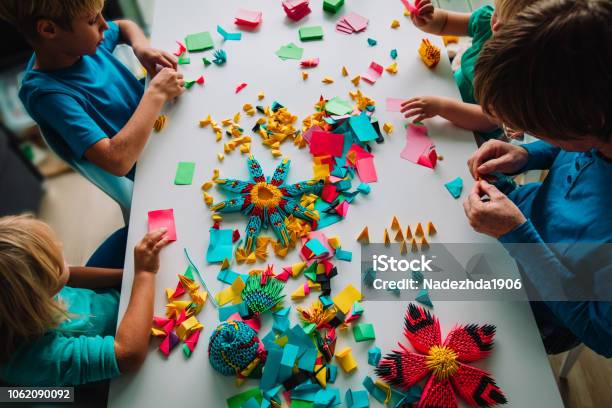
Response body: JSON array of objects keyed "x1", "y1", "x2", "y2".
[
  {"x1": 283, "y1": 0, "x2": 311, "y2": 21},
  {"x1": 335, "y1": 12, "x2": 368, "y2": 34}
]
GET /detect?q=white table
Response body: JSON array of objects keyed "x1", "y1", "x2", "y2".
[{"x1": 108, "y1": 0, "x2": 563, "y2": 406}]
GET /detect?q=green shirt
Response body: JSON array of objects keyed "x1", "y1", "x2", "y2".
[
  {"x1": 0, "y1": 286, "x2": 121, "y2": 386},
  {"x1": 454, "y1": 5, "x2": 494, "y2": 104}
]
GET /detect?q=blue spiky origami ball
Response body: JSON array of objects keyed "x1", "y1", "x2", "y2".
[{"x1": 208, "y1": 320, "x2": 260, "y2": 376}]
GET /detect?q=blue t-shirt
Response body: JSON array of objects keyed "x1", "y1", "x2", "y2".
[
  {"x1": 0, "y1": 286, "x2": 121, "y2": 386},
  {"x1": 499, "y1": 141, "x2": 612, "y2": 357},
  {"x1": 19, "y1": 21, "x2": 144, "y2": 163}
]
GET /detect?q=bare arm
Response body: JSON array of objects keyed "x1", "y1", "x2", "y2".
[
  {"x1": 68, "y1": 267, "x2": 123, "y2": 288},
  {"x1": 411, "y1": 1, "x2": 470, "y2": 36},
  {"x1": 401, "y1": 96, "x2": 499, "y2": 133},
  {"x1": 114, "y1": 229, "x2": 170, "y2": 373}
]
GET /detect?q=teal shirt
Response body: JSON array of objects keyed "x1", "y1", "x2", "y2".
[
  {"x1": 454, "y1": 5, "x2": 494, "y2": 104},
  {"x1": 0, "y1": 286, "x2": 121, "y2": 386}
]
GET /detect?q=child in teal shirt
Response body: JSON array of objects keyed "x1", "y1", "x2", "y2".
[
  {"x1": 0, "y1": 215, "x2": 171, "y2": 385},
  {"x1": 400, "y1": 0, "x2": 536, "y2": 138}
]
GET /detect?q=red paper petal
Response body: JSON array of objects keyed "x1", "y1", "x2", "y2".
[
  {"x1": 235, "y1": 82, "x2": 248, "y2": 93},
  {"x1": 419, "y1": 375, "x2": 458, "y2": 408},
  {"x1": 451, "y1": 363, "x2": 507, "y2": 407},
  {"x1": 444, "y1": 324, "x2": 496, "y2": 363},
  {"x1": 375, "y1": 343, "x2": 429, "y2": 389},
  {"x1": 404, "y1": 303, "x2": 442, "y2": 354}
]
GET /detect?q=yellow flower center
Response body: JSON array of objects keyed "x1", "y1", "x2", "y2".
[
  {"x1": 425, "y1": 345, "x2": 459, "y2": 380},
  {"x1": 251, "y1": 182, "x2": 282, "y2": 208}
]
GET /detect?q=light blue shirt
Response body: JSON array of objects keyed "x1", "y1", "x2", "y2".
[
  {"x1": 500, "y1": 141, "x2": 612, "y2": 357},
  {"x1": 0, "y1": 286, "x2": 121, "y2": 385}
]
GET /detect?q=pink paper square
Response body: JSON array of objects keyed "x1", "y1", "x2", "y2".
[
  {"x1": 148, "y1": 209, "x2": 177, "y2": 241},
  {"x1": 344, "y1": 12, "x2": 369, "y2": 32},
  {"x1": 362, "y1": 62, "x2": 384, "y2": 84},
  {"x1": 356, "y1": 157, "x2": 378, "y2": 183},
  {"x1": 400, "y1": 123, "x2": 435, "y2": 163},
  {"x1": 386, "y1": 97, "x2": 407, "y2": 112}
]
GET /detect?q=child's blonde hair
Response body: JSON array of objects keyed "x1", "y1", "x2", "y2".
[
  {"x1": 495, "y1": 0, "x2": 539, "y2": 23},
  {"x1": 0, "y1": 0, "x2": 104, "y2": 40},
  {"x1": 0, "y1": 215, "x2": 68, "y2": 362}
]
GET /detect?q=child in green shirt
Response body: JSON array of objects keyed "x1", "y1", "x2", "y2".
[
  {"x1": 0, "y1": 215, "x2": 171, "y2": 385},
  {"x1": 402, "y1": 0, "x2": 536, "y2": 138}
]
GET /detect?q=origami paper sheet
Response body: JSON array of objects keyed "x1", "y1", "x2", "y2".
[
  {"x1": 310, "y1": 131, "x2": 345, "y2": 157},
  {"x1": 356, "y1": 157, "x2": 378, "y2": 183},
  {"x1": 215, "y1": 277, "x2": 245, "y2": 306},
  {"x1": 325, "y1": 97, "x2": 353, "y2": 116},
  {"x1": 386, "y1": 97, "x2": 406, "y2": 112},
  {"x1": 345, "y1": 389, "x2": 369, "y2": 408},
  {"x1": 349, "y1": 113, "x2": 378, "y2": 142},
  {"x1": 185, "y1": 31, "x2": 214, "y2": 52},
  {"x1": 333, "y1": 284, "x2": 362, "y2": 314},
  {"x1": 361, "y1": 62, "x2": 384, "y2": 84},
  {"x1": 299, "y1": 26, "x2": 324, "y2": 41},
  {"x1": 376, "y1": 304, "x2": 507, "y2": 408},
  {"x1": 217, "y1": 25, "x2": 242, "y2": 41},
  {"x1": 206, "y1": 228, "x2": 234, "y2": 263},
  {"x1": 275, "y1": 43, "x2": 304, "y2": 60},
  {"x1": 174, "y1": 161, "x2": 195, "y2": 185},
  {"x1": 344, "y1": 12, "x2": 369, "y2": 31},
  {"x1": 401, "y1": 123, "x2": 435, "y2": 163},
  {"x1": 148, "y1": 209, "x2": 177, "y2": 241}
]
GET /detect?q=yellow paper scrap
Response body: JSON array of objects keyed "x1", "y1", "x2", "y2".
[
  {"x1": 333, "y1": 284, "x2": 362, "y2": 314},
  {"x1": 215, "y1": 277, "x2": 245, "y2": 306}
]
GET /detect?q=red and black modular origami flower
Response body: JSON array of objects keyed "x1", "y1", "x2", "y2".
[{"x1": 376, "y1": 304, "x2": 507, "y2": 408}]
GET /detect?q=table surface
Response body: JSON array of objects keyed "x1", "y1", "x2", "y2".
[{"x1": 108, "y1": 0, "x2": 563, "y2": 406}]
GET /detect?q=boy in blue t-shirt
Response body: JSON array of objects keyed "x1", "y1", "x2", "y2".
[
  {"x1": 0, "y1": 0, "x2": 185, "y2": 179},
  {"x1": 464, "y1": 0, "x2": 612, "y2": 357}
]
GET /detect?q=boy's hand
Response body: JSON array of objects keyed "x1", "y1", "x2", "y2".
[
  {"x1": 134, "y1": 228, "x2": 172, "y2": 273},
  {"x1": 467, "y1": 140, "x2": 529, "y2": 180},
  {"x1": 410, "y1": 0, "x2": 445, "y2": 34},
  {"x1": 133, "y1": 46, "x2": 178, "y2": 76},
  {"x1": 463, "y1": 180, "x2": 526, "y2": 238},
  {"x1": 401, "y1": 96, "x2": 444, "y2": 122},
  {"x1": 148, "y1": 68, "x2": 185, "y2": 101}
]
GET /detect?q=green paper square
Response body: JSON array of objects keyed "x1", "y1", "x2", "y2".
[
  {"x1": 185, "y1": 31, "x2": 213, "y2": 52},
  {"x1": 353, "y1": 323, "x2": 376, "y2": 342},
  {"x1": 299, "y1": 26, "x2": 324, "y2": 41},
  {"x1": 174, "y1": 162, "x2": 196, "y2": 185}
]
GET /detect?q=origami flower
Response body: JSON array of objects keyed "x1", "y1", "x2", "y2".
[
  {"x1": 211, "y1": 156, "x2": 323, "y2": 252},
  {"x1": 376, "y1": 304, "x2": 507, "y2": 408}
]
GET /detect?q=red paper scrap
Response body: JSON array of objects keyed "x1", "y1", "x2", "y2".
[
  {"x1": 362, "y1": 62, "x2": 384, "y2": 84},
  {"x1": 235, "y1": 82, "x2": 248, "y2": 93},
  {"x1": 310, "y1": 131, "x2": 344, "y2": 157},
  {"x1": 356, "y1": 157, "x2": 378, "y2": 183}
]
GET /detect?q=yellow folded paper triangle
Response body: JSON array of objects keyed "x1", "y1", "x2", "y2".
[
  {"x1": 341, "y1": 66, "x2": 348, "y2": 77},
  {"x1": 383, "y1": 122, "x2": 394, "y2": 134},
  {"x1": 221, "y1": 258, "x2": 230, "y2": 270},
  {"x1": 302, "y1": 71, "x2": 309, "y2": 80},
  {"x1": 235, "y1": 248, "x2": 246, "y2": 263},
  {"x1": 357, "y1": 226, "x2": 370, "y2": 244},
  {"x1": 335, "y1": 347, "x2": 358, "y2": 373},
  {"x1": 421, "y1": 236, "x2": 430, "y2": 250},
  {"x1": 391, "y1": 19, "x2": 400, "y2": 29},
  {"x1": 411, "y1": 238, "x2": 419, "y2": 253},
  {"x1": 394, "y1": 229, "x2": 404, "y2": 242},
  {"x1": 384, "y1": 229, "x2": 391, "y2": 246},
  {"x1": 165, "y1": 288, "x2": 175, "y2": 301},
  {"x1": 400, "y1": 239, "x2": 408, "y2": 255},
  {"x1": 327, "y1": 236, "x2": 341, "y2": 249},
  {"x1": 415, "y1": 222, "x2": 424, "y2": 237},
  {"x1": 246, "y1": 251, "x2": 257, "y2": 264},
  {"x1": 217, "y1": 153, "x2": 225, "y2": 161},
  {"x1": 391, "y1": 216, "x2": 401, "y2": 231},
  {"x1": 292, "y1": 262, "x2": 307, "y2": 277},
  {"x1": 258, "y1": 91, "x2": 265, "y2": 100},
  {"x1": 201, "y1": 181, "x2": 213, "y2": 191},
  {"x1": 322, "y1": 76, "x2": 334, "y2": 84},
  {"x1": 315, "y1": 365, "x2": 327, "y2": 387},
  {"x1": 199, "y1": 115, "x2": 212, "y2": 127},
  {"x1": 176, "y1": 316, "x2": 203, "y2": 340},
  {"x1": 203, "y1": 192, "x2": 214, "y2": 207},
  {"x1": 427, "y1": 221, "x2": 437, "y2": 236},
  {"x1": 351, "y1": 75, "x2": 361, "y2": 87},
  {"x1": 386, "y1": 62, "x2": 398, "y2": 74},
  {"x1": 151, "y1": 327, "x2": 166, "y2": 337},
  {"x1": 406, "y1": 225, "x2": 413, "y2": 240},
  {"x1": 291, "y1": 285, "x2": 307, "y2": 300}
]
